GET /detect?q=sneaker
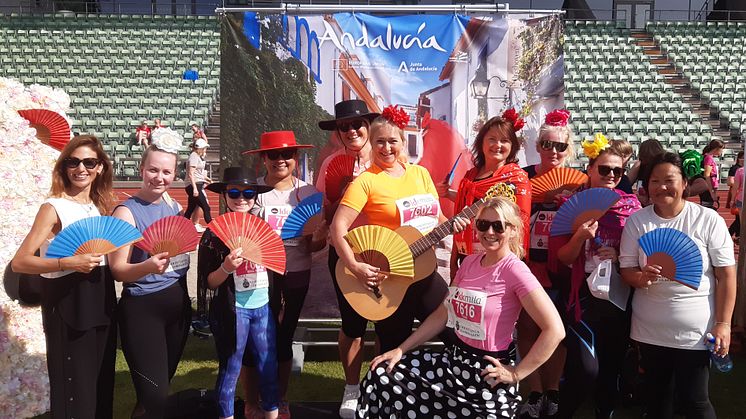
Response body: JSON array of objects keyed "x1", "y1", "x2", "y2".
[
  {"x1": 339, "y1": 386, "x2": 360, "y2": 419},
  {"x1": 518, "y1": 391, "x2": 543, "y2": 419},
  {"x1": 541, "y1": 391, "x2": 559, "y2": 418},
  {"x1": 278, "y1": 401, "x2": 291, "y2": 419},
  {"x1": 194, "y1": 223, "x2": 206, "y2": 233}
]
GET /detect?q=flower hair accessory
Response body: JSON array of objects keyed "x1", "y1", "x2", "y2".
[
  {"x1": 581, "y1": 133, "x2": 610, "y2": 159},
  {"x1": 501, "y1": 108, "x2": 525, "y2": 132},
  {"x1": 545, "y1": 109, "x2": 571, "y2": 127},
  {"x1": 150, "y1": 127, "x2": 183, "y2": 154},
  {"x1": 381, "y1": 105, "x2": 410, "y2": 129}
]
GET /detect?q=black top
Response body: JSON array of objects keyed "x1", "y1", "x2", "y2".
[
  {"x1": 42, "y1": 266, "x2": 116, "y2": 331},
  {"x1": 729, "y1": 163, "x2": 742, "y2": 178}
]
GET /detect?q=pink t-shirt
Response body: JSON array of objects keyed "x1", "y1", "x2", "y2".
[
  {"x1": 735, "y1": 167, "x2": 744, "y2": 206},
  {"x1": 448, "y1": 252, "x2": 541, "y2": 352},
  {"x1": 703, "y1": 154, "x2": 719, "y2": 190}
]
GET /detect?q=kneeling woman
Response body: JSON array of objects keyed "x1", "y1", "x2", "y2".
[
  {"x1": 358, "y1": 197, "x2": 564, "y2": 419},
  {"x1": 197, "y1": 167, "x2": 278, "y2": 419}
]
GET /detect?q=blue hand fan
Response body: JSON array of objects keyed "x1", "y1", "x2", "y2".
[
  {"x1": 446, "y1": 154, "x2": 462, "y2": 185},
  {"x1": 638, "y1": 228, "x2": 703, "y2": 289},
  {"x1": 281, "y1": 192, "x2": 323, "y2": 240},
  {"x1": 45, "y1": 216, "x2": 143, "y2": 258},
  {"x1": 549, "y1": 188, "x2": 621, "y2": 236}
]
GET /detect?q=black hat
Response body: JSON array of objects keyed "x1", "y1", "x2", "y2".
[
  {"x1": 318, "y1": 99, "x2": 380, "y2": 131},
  {"x1": 205, "y1": 167, "x2": 273, "y2": 194}
]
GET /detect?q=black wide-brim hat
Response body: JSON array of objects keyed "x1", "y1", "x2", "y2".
[
  {"x1": 318, "y1": 99, "x2": 380, "y2": 131},
  {"x1": 206, "y1": 167, "x2": 273, "y2": 194}
]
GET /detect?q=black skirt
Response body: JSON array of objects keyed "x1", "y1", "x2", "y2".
[{"x1": 357, "y1": 343, "x2": 521, "y2": 418}]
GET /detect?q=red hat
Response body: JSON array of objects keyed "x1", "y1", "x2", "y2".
[{"x1": 241, "y1": 131, "x2": 313, "y2": 154}]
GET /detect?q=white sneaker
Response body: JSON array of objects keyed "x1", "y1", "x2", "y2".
[{"x1": 339, "y1": 385, "x2": 360, "y2": 419}]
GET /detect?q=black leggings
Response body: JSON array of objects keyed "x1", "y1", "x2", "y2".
[
  {"x1": 559, "y1": 296, "x2": 630, "y2": 418},
  {"x1": 328, "y1": 246, "x2": 369, "y2": 338},
  {"x1": 270, "y1": 270, "x2": 311, "y2": 362},
  {"x1": 638, "y1": 342, "x2": 716, "y2": 419},
  {"x1": 184, "y1": 182, "x2": 212, "y2": 223},
  {"x1": 119, "y1": 280, "x2": 191, "y2": 418},
  {"x1": 729, "y1": 214, "x2": 740, "y2": 238}
]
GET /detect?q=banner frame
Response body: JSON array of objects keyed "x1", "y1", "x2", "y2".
[{"x1": 215, "y1": 4, "x2": 565, "y2": 15}]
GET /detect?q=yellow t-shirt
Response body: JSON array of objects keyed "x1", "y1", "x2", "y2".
[{"x1": 340, "y1": 163, "x2": 439, "y2": 231}]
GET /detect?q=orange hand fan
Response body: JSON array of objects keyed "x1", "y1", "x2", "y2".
[
  {"x1": 325, "y1": 154, "x2": 356, "y2": 203},
  {"x1": 17, "y1": 109, "x2": 72, "y2": 151},
  {"x1": 530, "y1": 167, "x2": 588, "y2": 203},
  {"x1": 207, "y1": 212, "x2": 286, "y2": 274},
  {"x1": 134, "y1": 216, "x2": 200, "y2": 257}
]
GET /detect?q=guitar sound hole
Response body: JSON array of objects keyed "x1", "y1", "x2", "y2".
[{"x1": 359, "y1": 250, "x2": 390, "y2": 274}]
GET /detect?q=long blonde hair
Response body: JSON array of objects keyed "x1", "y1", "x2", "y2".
[
  {"x1": 368, "y1": 117, "x2": 409, "y2": 164},
  {"x1": 476, "y1": 197, "x2": 524, "y2": 259}
]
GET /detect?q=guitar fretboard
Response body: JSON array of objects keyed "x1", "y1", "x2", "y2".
[{"x1": 408, "y1": 198, "x2": 484, "y2": 258}]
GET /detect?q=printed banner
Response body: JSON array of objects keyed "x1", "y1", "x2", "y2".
[{"x1": 221, "y1": 11, "x2": 563, "y2": 215}]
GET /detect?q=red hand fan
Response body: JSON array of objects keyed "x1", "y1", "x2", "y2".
[
  {"x1": 134, "y1": 215, "x2": 200, "y2": 257},
  {"x1": 207, "y1": 212, "x2": 286, "y2": 274},
  {"x1": 530, "y1": 167, "x2": 589, "y2": 203},
  {"x1": 325, "y1": 154, "x2": 356, "y2": 203},
  {"x1": 17, "y1": 109, "x2": 71, "y2": 151}
]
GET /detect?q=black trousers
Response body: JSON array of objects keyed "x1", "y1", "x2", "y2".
[
  {"x1": 119, "y1": 280, "x2": 191, "y2": 419},
  {"x1": 328, "y1": 246, "x2": 369, "y2": 339},
  {"x1": 638, "y1": 342, "x2": 716, "y2": 419},
  {"x1": 270, "y1": 270, "x2": 311, "y2": 363},
  {"x1": 42, "y1": 304, "x2": 116, "y2": 419},
  {"x1": 184, "y1": 182, "x2": 212, "y2": 223}
]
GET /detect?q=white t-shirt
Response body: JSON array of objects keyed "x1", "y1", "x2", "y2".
[
  {"x1": 187, "y1": 152, "x2": 206, "y2": 183},
  {"x1": 619, "y1": 202, "x2": 735, "y2": 349},
  {"x1": 252, "y1": 178, "x2": 319, "y2": 272}
]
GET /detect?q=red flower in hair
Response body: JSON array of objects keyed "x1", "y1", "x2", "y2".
[
  {"x1": 381, "y1": 105, "x2": 410, "y2": 129},
  {"x1": 545, "y1": 109, "x2": 571, "y2": 127},
  {"x1": 501, "y1": 108, "x2": 525, "y2": 132}
]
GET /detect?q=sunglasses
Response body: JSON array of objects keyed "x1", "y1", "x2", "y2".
[
  {"x1": 63, "y1": 157, "x2": 100, "y2": 169},
  {"x1": 266, "y1": 149, "x2": 296, "y2": 160},
  {"x1": 539, "y1": 140, "x2": 569, "y2": 152},
  {"x1": 226, "y1": 188, "x2": 257, "y2": 200},
  {"x1": 475, "y1": 219, "x2": 509, "y2": 234},
  {"x1": 336, "y1": 120, "x2": 365, "y2": 132},
  {"x1": 597, "y1": 165, "x2": 625, "y2": 178}
]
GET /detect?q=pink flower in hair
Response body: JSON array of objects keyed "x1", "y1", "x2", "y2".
[{"x1": 545, "y1": 109, "x2": 571, "y2": 127}]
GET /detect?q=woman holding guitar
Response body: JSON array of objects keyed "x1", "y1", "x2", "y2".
[
  {"x1": 330, "y1": 105, "x2": 468, "y2": 354},
  {"x1": 357, "y1": 197, "x2": 565, "y2": 419},
  {"x1": 438, "y1": 109, "x2": 532, "y2": 281}
]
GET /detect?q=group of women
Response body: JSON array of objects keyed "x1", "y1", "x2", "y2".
[{"x1": 12, "y1": 99, "x2": 738, "y2": 419}]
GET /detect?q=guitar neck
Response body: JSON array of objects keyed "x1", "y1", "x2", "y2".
[{"x1": 409, "y1": 198, "x2": 484, "y2": 258}]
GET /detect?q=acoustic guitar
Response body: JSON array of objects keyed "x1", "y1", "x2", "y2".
[{"x1": 336, "y1": 183, "x2": 508, "y2": 321}]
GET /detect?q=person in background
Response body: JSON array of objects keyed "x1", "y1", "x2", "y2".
[
  {"x1": 726, "y1": 151, "x2": 744, "y2": 241},
  {"x1": 243, "y1": 131, "x2": 328, "y2": 419},
  {"x1": 620, "y1": 152, "x2": 736, "y2": 419},
  {"x1": 135, "y1": 120, "x2": 151, "y2": 147},
  {"x1": 184, "y1": 138, "x2": 212, "y2": 232},
  {"x1": 153, "y1": 118, "x2": 164, "y2": 131},
  {"x1": 357, "y1": 197, "x2": 564, "y2": 419},
  {"x1": 316, "y1": 99, "x2": 379, "y2": 419},
  {"x1": 702, "y1": 139, "x2": 725, "y2": 208},
  {"x1": 109, "y1": 129, "x2": 192, "y2": 419},
  {"x1": 12, "y1": 135, "x2": 117, "y2": 419},
  {"x1": 192, "y1": 123, "x2": 208, "y2": 144},
  {"x1": 627, "y1": 139, "x2": 666, "y2": 207},
  {"x1": 517, "y1": 109, "x2": 574, "y2": 419},
  {"x1": 197, "y1": 167, "x2": 277, "y2": 419},
  {"x1": 549, "y1": 135, "x2": 641, "y2": 419}
]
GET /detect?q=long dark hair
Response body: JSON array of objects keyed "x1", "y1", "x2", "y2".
[
  {"x1": 471, "y1": 116, "x2": 520, "y2": 169},
  {"x1": 702, "y1": 139, "x2": 724, "y2": 155},
  {"x1": 51, "y1": 135, "x2": 115, "y2": 215}
]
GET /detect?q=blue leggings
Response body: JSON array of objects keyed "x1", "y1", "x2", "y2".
[{"x1": 215, "y1": 304, "x2": 279, "y2": 416}]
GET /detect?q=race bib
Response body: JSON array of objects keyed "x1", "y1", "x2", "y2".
[
  {"x1": 446, "y1": 287, "x2": 487, "y2": 341},
  {"x1": 165, "y1": 253, "x2": 190, "y2": 274},
  {"x1": 529, "y1": 210, "x2": 554, "y2": 250},
  {"x1": 233, "y1": 260, "x2": 269, "y2": 292},
  {"x1": 396, "y1": 194, "x2": 439, "y2": 233},
  {"x1": 264, "y1": 205, "x2": 301, "y2": 247}
]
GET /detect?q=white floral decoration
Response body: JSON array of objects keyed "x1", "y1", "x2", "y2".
[
  {"x1": 0, "y1": 76, "x2": 73, "y2": 417},
  {"x1": 150, "y1": 127, "x2": 183, "y2": 154}
]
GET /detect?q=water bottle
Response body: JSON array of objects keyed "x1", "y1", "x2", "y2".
[{"x1": 705, "y1": 333, "x2": 733, "y2": 373}]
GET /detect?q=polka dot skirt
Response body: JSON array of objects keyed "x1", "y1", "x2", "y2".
[{"x1": 357, "y1": 345, "x2": 520, "y2": 418}]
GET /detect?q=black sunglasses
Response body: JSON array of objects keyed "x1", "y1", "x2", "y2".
[
  {"x1": 539, "y1": 140, "x2": 569, "y2": 153},
  {"x1": 225, "y1": 188, "x2": 257, "y2": 200},
  {"x1": 266, "y1": 149, "x2": 296, "y2": 160},
  {"x1": 336, "y1": 120, "x2": 365, "y2": 132},
  {"x1": 597, "y1": 165, "x2": 625, "y2": 178},
  {"x1": 475, "y1": 219, "x2": 509, "y2": 234},
  {"x1": 63, "y1": 157, "x2": 100, "y2": 169}
]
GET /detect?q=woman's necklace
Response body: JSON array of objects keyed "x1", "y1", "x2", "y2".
[{"x1": 63, "y1": 193, "x2": 97, "y2": 216}]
